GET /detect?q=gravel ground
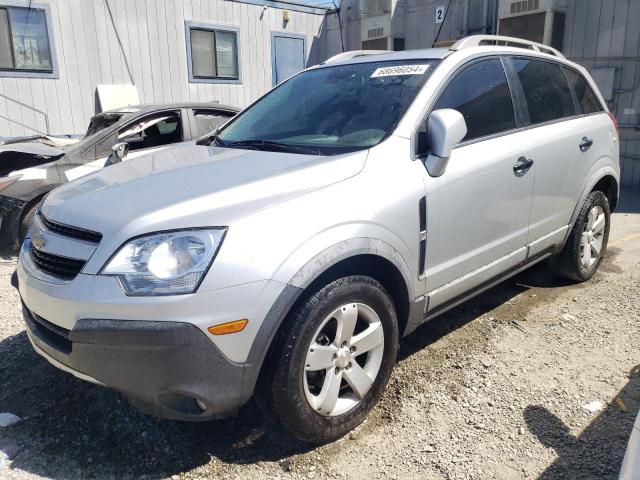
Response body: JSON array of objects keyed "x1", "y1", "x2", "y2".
[{"x1": 1, "y1": 190, "x2": 639, "y2": 480}]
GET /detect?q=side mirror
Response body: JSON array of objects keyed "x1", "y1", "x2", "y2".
[
  {"x1": 421, "y1": 109, "x2": 467, "y2": 177},
  {"x1": 106, "y1": 142, "x2": 129, "y2": 166}
]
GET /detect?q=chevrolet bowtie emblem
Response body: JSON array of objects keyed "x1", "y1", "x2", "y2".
[{"x1": 31, "y1": 232, "x2": 48, "y2": 250}]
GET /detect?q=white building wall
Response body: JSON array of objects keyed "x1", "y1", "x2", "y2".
[{"x1": 0, "y1": 0, "x2": 329, "y2": 137}]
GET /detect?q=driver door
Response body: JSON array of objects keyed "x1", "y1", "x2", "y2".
[{"x1": 421, "y1": 57, "x2": 535, "y2": 311}]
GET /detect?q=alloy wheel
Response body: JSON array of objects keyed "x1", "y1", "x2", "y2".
[
  {"x1": 581, "y1": 205, "x2": 606, "y2": 268},
  {"x1": 303, "y1": 302, "x2": 385, "y2": 417}
]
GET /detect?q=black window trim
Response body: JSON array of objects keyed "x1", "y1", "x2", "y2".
[
  {"x1": 507, "y1": 55, "x2": 608, "y2": 132},
  {"x1": 0, "y1": 2, "x2": 58, "y2": 79},
  {"x1": 412, "y1": 53, "x2": 523, "y2": 156},
  {"x1": 509, "y1": 55, "x2": 578, "y2": 127},
  {"x1": 560, "y1": 64, "x2": 606, "y2": 116},
  {"x1": 412, "y1": 53, "x2": 609, "y2": 157},
  {"x1": 561, "y1": 65, "x2": 582, "y2": 116}
]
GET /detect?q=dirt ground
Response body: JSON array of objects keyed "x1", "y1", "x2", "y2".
[{"x1": 1, "y1": 190, "x2": 639, "y2": 480}]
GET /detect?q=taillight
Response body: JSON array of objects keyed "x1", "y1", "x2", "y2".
[{"x1": 608, "y1": 112, "x2": 619, "y2": 138}]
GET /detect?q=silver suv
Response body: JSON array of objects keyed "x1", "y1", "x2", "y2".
[{"x1": 14, "y1": 36, "x2": 619, "y2": 443}]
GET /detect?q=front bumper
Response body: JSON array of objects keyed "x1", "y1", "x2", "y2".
[
  {"x1": 15, "y1": 239, "x2": 290, "y2": 421},
  {"x1": 22, "y1": 304, "x2": 250, "y2": 420}
]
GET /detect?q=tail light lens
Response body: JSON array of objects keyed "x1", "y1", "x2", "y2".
[{"x1": 608, "y1": 112, "x2": 619, "y2": 138}]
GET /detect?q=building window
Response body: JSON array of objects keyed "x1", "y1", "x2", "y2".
[
  {"x1": 186, "y1": 23, "x2": 239, "y2": 83},
  {"x1": 0, "y1": 5, "x2": 55, "y2": 76}
]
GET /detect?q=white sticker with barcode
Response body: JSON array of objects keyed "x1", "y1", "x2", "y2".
[{"x1": 371, "y1": 64, "x2": 430, "y2": 78}]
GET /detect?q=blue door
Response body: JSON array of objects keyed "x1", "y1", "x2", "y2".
[{"x1": 272, "y1": 33, "x2": 306, "y2": 86}]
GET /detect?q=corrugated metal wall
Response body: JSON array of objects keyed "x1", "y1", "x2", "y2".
[
  {"x1": 327, "y1": 0, "x2": 498, "y2": 53},
  {"x1": 405, "y1": 0, "x2": 496, "y2": 49},
  {"x1": 0, "y1": 0, "x2": 327, "y2": 137}
]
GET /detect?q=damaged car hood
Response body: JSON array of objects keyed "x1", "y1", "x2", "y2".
[
  {"x1": 42, "y1": 142, "x2": 367, "y2": 237},
  {"x1": 0, "y1": 142, "x2": 66, "y2": 177}
]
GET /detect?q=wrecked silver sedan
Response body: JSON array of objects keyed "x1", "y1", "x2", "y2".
[{"x1": 0, "y1": 102, "x2": 238, "y2": 254}]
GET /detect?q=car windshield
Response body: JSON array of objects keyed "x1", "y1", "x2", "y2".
[{"x1": 217, "y1": 59, "x2": 439, "y2": 155}]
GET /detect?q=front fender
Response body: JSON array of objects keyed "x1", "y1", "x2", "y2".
[
  {"x1": 241, "y1": 234, "x2": 418, "y2": 397},
  {"x1": 285, "y1": 236, "x2": 416, "y2": 296},
  {"x1": 270, "y1": 223, "x2": 417, "y2": 300}
]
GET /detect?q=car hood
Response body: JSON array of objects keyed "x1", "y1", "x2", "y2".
[
  {"x1": 0, "y1": 142, "x2": 66, "y2": 177},
  {"x1": 0, "y1": 141, "x2": 65, "y2": 157},
  {"x1": 42, "y1": 142, "x2": 367, "y2": 237}
]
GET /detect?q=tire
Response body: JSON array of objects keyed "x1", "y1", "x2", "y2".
[
  {"x1": 268, "y1": 275, "x2": 399, "y2": 444},
  {"x1": 549, "y1": 190, "x2": 610, "y2": 282},
  {"x1": 19, "y1": 200, "x2": 42, "y2": 246}
]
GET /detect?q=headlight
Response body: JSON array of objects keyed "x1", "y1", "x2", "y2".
[{"x1": 101, "y1": 228, "x2": 226, "y2": 296}]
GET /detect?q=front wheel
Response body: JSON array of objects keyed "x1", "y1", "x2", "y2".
[
  {"x1": 549, "y1": 190, "x2": 610, "y2": 282},
  {"x1": 268, "y1": 275, "x2": 399, "y2": 443}
]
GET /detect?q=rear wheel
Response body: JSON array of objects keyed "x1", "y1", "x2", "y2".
[
  {"x1": 549, "y1": 191, "x2": 610, "y2": 282},
  {"x1": 268, "y1": 275, "x2": 399, "y2": 443}
]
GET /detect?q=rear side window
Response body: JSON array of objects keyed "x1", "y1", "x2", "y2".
[
  {"x1": 433, "y1": 58, "x2": 515, "y2": 141},
  {"x1": 193, "y1": 109, "x2": 234, "y2": 137},
  {"x1": 512, "y1": 58, "x2": 575, "y2": 125},
  {"x1": 562, "y1": 68, "x2": 603, "y2": 115}
]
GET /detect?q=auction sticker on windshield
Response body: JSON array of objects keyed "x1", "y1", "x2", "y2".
[{"x1": 371, "y1": 65, "x2": 430, "y2": 78}]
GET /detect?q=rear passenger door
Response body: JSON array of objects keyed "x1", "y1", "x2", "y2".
[
  {"x1": 562, "y1": 66, "x2": 614, "y2": 199},
  {"x1": 422, "y1": 57, "x2": 535, "y2": 310},
  {"x1": 508, "y1": 57, "x2": 594, "y2": 255}
]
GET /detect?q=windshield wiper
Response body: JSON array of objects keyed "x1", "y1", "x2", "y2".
[
  {"x1": 197, "y1": 129, "x2": 221, "y2": 146},
  {"x1": 222, "y1": 139, "x2": 320, "y2": 155}
]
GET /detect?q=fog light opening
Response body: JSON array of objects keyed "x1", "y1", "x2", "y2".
[{"x1": 158, "y1": 392, "x2": 206, "y2": 415}]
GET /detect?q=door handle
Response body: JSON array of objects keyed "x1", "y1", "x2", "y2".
[
  {"x1": 513, "y1": 156, "x2": 534, "y2": 174},
  {"x1": 579, "y1": 137, "x2": 593, "y2": 152}
]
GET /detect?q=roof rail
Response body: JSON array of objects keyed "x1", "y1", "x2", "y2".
[
  {"x1": 450, "y1": 35, "x2": 566, "y2": 59},
  {"x1": 322, "y1": 50, "x2": 388, "y2": 64}
]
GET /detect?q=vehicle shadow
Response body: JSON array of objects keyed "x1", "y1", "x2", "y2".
[
  {"x1": 0, "y1": 330, "x2": 312, "y2": 479},
  {"x1": 399, "y1": 262, "x2": 571, "y2": 361},
  {"x1": 524, "y1": 365, "x2": 640, "y2": 479},
  {"x1": 0, "y1": 265, "x2": 574, "y2": 479}
]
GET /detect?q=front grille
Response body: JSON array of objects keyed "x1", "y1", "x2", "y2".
[
  {"x1": 24, "y1": 305, "x2": 72, "y2": 354},
  {"x1": 40, "y1": 214, "x2": 102, "y2": 243},
  {"x1": 29, "y1": 245, "x2": 86, "y2": 279}
]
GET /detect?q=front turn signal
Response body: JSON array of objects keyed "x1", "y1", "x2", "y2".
[{"x1": 208, "y1": 319, "x2": 248, "y2": 335}]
